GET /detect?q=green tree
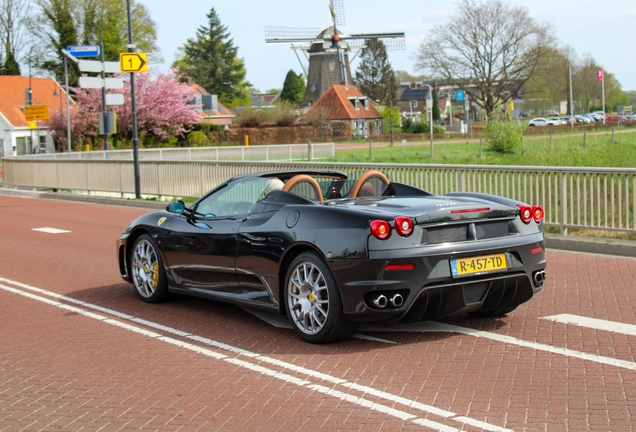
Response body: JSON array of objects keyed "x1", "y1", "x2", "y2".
[
  {"x1": 354, "y1": 38, "x2": 395, "y2": 105},
  {"x1": 1, "y1": 48, "x2": 20, "y2": 74},
  {"x1": 280, "y1": 69, "x2": 305, "y2": 104},
  {"x1": 432, "y1": 84, "x2": 440, "y2": 121},
  {"x1": 32, "y1": 0, "x2": 158, "y2": 86},
  {"x1": 415, "y1": 0, "x2": 554, "y2": 120},
  {"x1": 173, "y1": 7, "x2": 250, "y2": 107},
  {"x1": 0, "y1": 0, "x2": 31, "y2": 75}
]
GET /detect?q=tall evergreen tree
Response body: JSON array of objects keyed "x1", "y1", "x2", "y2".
[
  {"x1": 354, "y1": 39, "x2": 395, "y2": 105},
  {"x1": 280, "y1": 70, "x2": 305, "y2": 105},
  {"x1": 173, "y1": 7, "x2": 250, "y2": 107},
  {"x1": 432, "y1": 83, "x2": 440, "y2": 121}
]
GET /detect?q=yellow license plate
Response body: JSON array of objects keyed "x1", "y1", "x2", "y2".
[{"x1": 450, "y1": 253, "x2": 507, "y2": 276}]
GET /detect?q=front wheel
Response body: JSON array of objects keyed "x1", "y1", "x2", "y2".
[
  {"x1": 130, "y1": 234, "x2": 169, "y2": 303},
  {"x1": 285, "y1": 252, "x2": 359, "y2": 344}
]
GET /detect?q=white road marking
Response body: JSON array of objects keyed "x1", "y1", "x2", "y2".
[
  {"x1": 541, "y1": 313, "x2": 636, "y2": 337},
  {"x1": 31, "y1": 227, "x2": 71, "y2": 234},
  {"x1": 245, "y1": 307, "x2": 636, "y2": 371},
  {"x1": 0, "y1": 277, "x2": 512, "y2": 432}
]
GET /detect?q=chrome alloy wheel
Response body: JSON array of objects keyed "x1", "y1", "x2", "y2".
[
  {"x1": 132, "y1": 239, "x2": 160, "y2": 298},
  {"x1": 287, "y1": 261, "x2": 330, "y2": 335}
]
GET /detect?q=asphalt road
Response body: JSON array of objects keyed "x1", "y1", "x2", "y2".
[{"x1": 1, "y1": 195, "x2": 636, "y2": 431}]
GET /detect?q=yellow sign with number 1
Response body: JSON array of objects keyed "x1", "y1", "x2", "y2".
[{"x1": 120, "y1": 52, "x2": 148, "y2": 73}]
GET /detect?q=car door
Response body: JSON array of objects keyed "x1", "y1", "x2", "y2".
[
  {"x1": 160, "y1": 177, "x2": 273, "y2": 292},
  {"x1": 161, "y1": 213, "x2": 241, "y2": 291}
]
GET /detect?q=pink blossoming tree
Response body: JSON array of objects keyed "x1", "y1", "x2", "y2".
[{"x1": 46, "y1": 70, "x2": 201, "y2": 150}]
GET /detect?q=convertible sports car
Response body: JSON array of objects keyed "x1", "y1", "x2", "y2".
[{"x1": 117, "y1": 169, "x2": 547, "y2": 343}]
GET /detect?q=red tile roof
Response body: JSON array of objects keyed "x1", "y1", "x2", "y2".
[
  {"x1": 303, "y1": 85, "x2": 382, "y2": 121},
  {"x1": 0, "y1": 76, "x2": 69, "y2": 127}
]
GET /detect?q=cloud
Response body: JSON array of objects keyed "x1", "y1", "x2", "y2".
[{"x1": 629, "y1": 9, "x2": 636, "y2": 17}]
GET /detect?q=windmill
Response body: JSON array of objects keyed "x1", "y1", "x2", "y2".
[{"x1": 265, "y1": 0, "x2": 405, "y2": 106}]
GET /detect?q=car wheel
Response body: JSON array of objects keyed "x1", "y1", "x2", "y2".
[
  {"x1": 285, "y1": 252, "x2": 359, "y2": 343},
  {"x1": 468, "y1": 304, "x2": 518, "y2": 318},
  {"x1": 130, "y1": 234, "x2": 169, "y2": 303}
]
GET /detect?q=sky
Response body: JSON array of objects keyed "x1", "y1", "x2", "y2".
[{"x1": 139, "y1": 0, "x2": 636, "y2": 93}]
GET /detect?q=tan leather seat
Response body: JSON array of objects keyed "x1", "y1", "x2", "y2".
[
  {"x1": 282, "y1": 174, "x2": 324, "y2": 204},
  {"x1": 348, "y1": 170, "x2": 390, "y2": 198}
]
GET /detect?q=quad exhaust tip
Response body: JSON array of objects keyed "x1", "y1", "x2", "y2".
[
  {"x1": 373, "y1": 294, "x2": 388, "y2": 309},
  {"x1": 533, "y1": 270, "x2": 547, "y2": 286},
  {"x1": 390, "y1": 293, "x2": 404, "y2": 308}
]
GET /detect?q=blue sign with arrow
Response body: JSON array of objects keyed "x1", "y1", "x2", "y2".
[{"x1": 66, "y1": 45, "x2": 100, "y2": 58}]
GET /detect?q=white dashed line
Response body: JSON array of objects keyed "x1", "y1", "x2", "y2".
[{"x1": 31, "y1": 227, "x2": 71, "y2": 234}]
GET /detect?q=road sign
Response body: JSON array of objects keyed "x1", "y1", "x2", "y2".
[
  {"x1": 105, "y1": 93, "x2": 125, "y2": 106},
  {"x1": 25, "y1": 105, "x2": 49, "y2": 121},
  {"x1": 66, "y1": 45, "x2": 100, "y2": 58},
  {"x1": 120, "y1": 52, "x2": 147, "y2": 72},
  {"x1": 28, "y1": 121, "x2": 37, "y2": 130},
  {"x1": 79, "y1": 60, "x2": 121, "y2": 74},
  {"x1": 455, "y1": 90, "x2": 465, "y2": 102},
  {"x1": 79, "y1": 76, "x2": 124, "y2": 89}
]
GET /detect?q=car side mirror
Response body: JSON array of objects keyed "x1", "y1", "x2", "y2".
[{"x1": 166, "y1": 200, "x2": 185, "y2": 214}]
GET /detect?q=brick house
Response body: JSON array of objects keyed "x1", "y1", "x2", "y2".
[{"x1": 302, "y1": 85, "x2": 383, "y2": 137}]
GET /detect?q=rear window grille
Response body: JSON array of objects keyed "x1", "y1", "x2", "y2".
[{"x1": 423, "y1": 221, "x2": 509, "y2": 244}]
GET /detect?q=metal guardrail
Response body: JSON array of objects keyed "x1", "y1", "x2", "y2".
[
  {"x1": 14, "y1": 143, "x2": 335, "y2": 162},
  {"x1": 2, "y1": 158, "x2": 635, "y2": 235}
]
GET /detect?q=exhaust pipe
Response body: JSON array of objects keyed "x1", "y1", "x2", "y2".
[
  {"x1": 390, "y1": 293, "x2": 404, "y2": 308},
  {"x1": 373, "y1": 294, "x2": 388, "y2": 309},
  {"x1": 533, "y1": 270, "x2": 546, "y2": 286}
]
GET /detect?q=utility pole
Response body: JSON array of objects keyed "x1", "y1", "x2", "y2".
[
  {"x1": 424, "y1": 84, "x2": 433, "y2": 157},
  {"x1": 127, "y1": 0, "x2": 141, "y2": 198}
]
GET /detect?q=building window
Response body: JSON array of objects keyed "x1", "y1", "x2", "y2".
[
  {"x1": 361, "y1": 98, "x2": 368, "y2": 109},
  {"x1": 410, "y1": 100, "x2": 418, "y2": 108},
  {"x1": 349, "y1": 98, "x2": 359, "y2": 110}
]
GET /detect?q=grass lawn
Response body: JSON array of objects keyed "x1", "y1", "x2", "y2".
[{"x1": 329, "y1": 130, "x2": 636, "y2": 167}]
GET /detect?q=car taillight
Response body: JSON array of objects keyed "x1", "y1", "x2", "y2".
[
  {"x1": 370, "y1": 220, "x2": 391, "y2": 239},
  {"x1": 517, "y1": 205, "x2": 544, "y2": 224},
  {"x1": 394, "y1": 216, "x2": 413, "y2": 236}
]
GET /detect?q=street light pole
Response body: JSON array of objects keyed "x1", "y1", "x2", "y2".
[
  {"x1": 99, "y1": 23, "x2": 109, "y2": 151},
  {"x1": 126, "y1": 0, "x2": 141, "y2": 198},
  {"x1": 61, "y1": 49, "x2": 78, "y2": 157},
  {"x1": 424, "y1": 84, "x2": 433, "y2": 157}
]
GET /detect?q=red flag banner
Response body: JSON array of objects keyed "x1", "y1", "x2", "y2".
[{"x1": 598, "y1": 69, "x2": 603, "y2": 82}]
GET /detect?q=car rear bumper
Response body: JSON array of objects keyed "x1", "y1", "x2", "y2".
[{"x1": 330, "y1": 233, "x2": 546, "y2": 323}]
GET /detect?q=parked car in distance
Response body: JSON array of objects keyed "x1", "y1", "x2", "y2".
[
  {"x1": 574, "y1": 115, "x2": 590, "y2": 124},
  {"x1": 546, "y1": 117, "x2": 565, "y2": 125},
  {"x1": 560, "y1": 115, "x2": 578, "y2": 125},
  {"x1": 546, "y1": 110, "x2": 559, "y2": 116},
  {"x1": 117, "y1": 169, "x2": 547, "y2": 344},
  {"x1": 528, "y1": 118, "x2": 548, "y2": 127}
]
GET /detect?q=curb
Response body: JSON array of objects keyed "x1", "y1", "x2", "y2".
[{"x1": 1, "y1": 187, "x2": 635, "y2": 258}]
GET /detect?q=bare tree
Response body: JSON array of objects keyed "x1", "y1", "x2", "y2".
[
  {"x1": 414, "y1": 0, "x2": 554, "y2": 120},
  {"x1": 0, "y1": 0, "x2": 31, "y2": 73}
]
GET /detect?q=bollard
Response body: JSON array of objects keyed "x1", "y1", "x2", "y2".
[
  {"x1": 549, "y1": 132, "x2": 552, "y2": 151},
  {"x1": 479, "y1": 138, "x2": 483, "y2": 158},
  {"x1": 611, "y1": 128, "x2": 615, "y2": 145},
  {"x1": 521, "y1": 136, "x2": 524, "y2": 156},
  {"x1": 244, "y1": 135, "x2": 249, "y2": 146},
  {"x1": 368, "y1": 136, "x2": 373, "y2": 160},
  {"x1": 583, "y1": 131, "x2": 586, "y2": 149},
  {"x1": 307, "y1": 142, "x2": 313, "y2": 161}
]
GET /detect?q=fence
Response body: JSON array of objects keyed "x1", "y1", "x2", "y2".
[
  {"x1": 2, "y1": 158, "x2": 635, "y2": 235},
  {"x1": 15, "y1": 143, "x2": 335, "y2": 162}
]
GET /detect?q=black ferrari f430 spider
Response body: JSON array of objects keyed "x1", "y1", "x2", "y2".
[{"x1": 117, "y1": 170, "x2": 547, "y2": 343}]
